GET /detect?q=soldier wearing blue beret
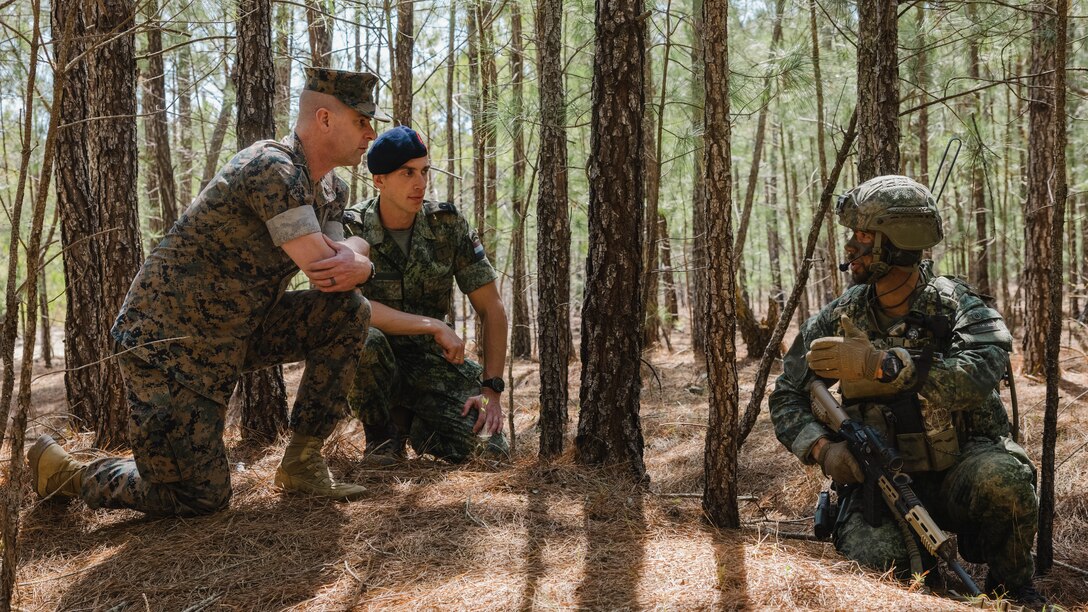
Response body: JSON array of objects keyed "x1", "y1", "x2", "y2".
[
  {"x1": 28, "y1": 68, "x2": 391, "y2": 516},
  {"x1": 343, "y1": 126, "x2": 509, "y2": 463}
]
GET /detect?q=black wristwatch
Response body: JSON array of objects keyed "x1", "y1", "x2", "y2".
[
  {"x1": 879, "y1": 353, "x2": 903, "y2": 383},
  {"x1": 481, "y1": 377, "x2": 505, "y2": 394}
]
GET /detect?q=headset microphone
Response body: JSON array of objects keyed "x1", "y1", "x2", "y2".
[{"x1": 839, "y1": 254, "x2": 863, "y2": 272}]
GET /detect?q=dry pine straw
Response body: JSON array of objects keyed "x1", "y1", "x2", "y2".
[{"x1": 12, "y1": 342, "x2": 1088, "y2": 611}]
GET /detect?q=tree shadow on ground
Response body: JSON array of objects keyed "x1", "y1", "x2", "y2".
[
  {"x1": 46, "y1": 498, "x2": 351, "y2": 610},
  {"x1": 575, "y1": 475, "x2": 647, "y2": 611},
  {"x1": 703, "y1": 524, "x2": 752, "y2": 611}
]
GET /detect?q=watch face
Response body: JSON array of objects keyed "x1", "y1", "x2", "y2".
[{"x1": 484, "y1": 377, "x2": 505, "y2": 393}]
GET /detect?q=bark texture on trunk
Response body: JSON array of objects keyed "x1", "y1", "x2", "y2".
[
  {"x1": 1021, "y1": 0, "x2": 1059, "y2": 376},
  {"x1": 54, "y1": 0, "x2": 144, "y2": 446},
  {"x1": 142, "y1": 0, "x2": 178, "y2": 245},
  {"x1": 701, "y1": 0, "x2": 739, "y2": 529},
  {"x1": 510, "y1": 2, "x2": 532, "y2": 360},
  {"x1": 392, "y1": 0, "x2": 414, "y2": 125},
  {"x1": 236, "y1": 0, "x2": 289, "y2": 440},
  {"x1": 856, "y1": 0, "x2": 900, "y2": 180},
  {"x1": 535, "y1": 0, "x2": 571, "y2": 458},
  {"x1": 575, "y1": 0, "x2": 647, "y2": 479}
]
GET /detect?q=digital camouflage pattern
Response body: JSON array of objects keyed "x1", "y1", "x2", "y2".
[
  {"x1": 769, "y1": 265, "x2": 1038, "y2": 589},
  {"x1": 112, "y1": 133, "x2": 349, "y2": 405},
  {"x1": 89, "y1": 134, "x2": 370, "y2": 516},
  {"x1": 354, "y1": 328, "x2": 508, "y2": 461},
  {"x1": 343, "y1": 197, "x2": 506, "y2": 461},
  {"x1": 304, "y1": 67, "x2": 391, "y2": 122}
]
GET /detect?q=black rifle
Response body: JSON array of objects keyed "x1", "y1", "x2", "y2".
[{"x1": 807, "y1": 379, "x2": 981, "y2": 596}]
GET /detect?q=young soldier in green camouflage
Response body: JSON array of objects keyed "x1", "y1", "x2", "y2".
[
  {"x1": 769, "y1": 175, "x2": 1045, "y2": 607},
  {"x1": 343, "y1": 126, "x2": 509, "y2": 463},
  {"x1": 28, "y1": 68, "x2": 391, "y2": 517}
]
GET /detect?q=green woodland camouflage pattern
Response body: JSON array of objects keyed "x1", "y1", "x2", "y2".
[
  {"x1": 769, "y1": 266, "x2": 1038, "y2": 589},
  {"x1": 343, "y1": 197, "x2": 506, "y2": 461},
  {"x1": 89, "y1": 134, "x2": 369, "y2": 516}
]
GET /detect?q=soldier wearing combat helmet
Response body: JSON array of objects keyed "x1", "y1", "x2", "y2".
[
  {"x1": 769, "y1": 175, "x2": 1046, "y2": 606},
  {"x1": 27, "y1": 67, "x2": 390, "y2": 517}
]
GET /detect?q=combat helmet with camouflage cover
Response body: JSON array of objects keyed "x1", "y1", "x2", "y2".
[{"x1": 836, "y1": 175, "x2": 944, "y2": 251}]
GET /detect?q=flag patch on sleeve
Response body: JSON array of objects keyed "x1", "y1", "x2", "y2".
[{"x1": 472, "y1": 232, "x2": 486, "y2": 261}]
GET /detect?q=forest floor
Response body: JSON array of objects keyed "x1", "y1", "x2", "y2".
[{"x1": 9, "y1": 328, "x2": 1088, "y2": 611}]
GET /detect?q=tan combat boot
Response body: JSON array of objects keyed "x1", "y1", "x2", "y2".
[
  {"x1": 27, "y1": 435, "x2": 86, "y2": 500},
  {"x1": 274, "y1": 434, "x2": 367, "y2": 501}
]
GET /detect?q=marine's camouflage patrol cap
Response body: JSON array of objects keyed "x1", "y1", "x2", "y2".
[
  {"x1": 836, "y1": 175, "x2": 944, "y2": 251},
  {"x1": 304, "y1": 67, "x2": 391, "y2": 122}
]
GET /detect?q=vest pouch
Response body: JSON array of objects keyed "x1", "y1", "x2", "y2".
[
  {"x1": 925, "y1": 426, "x2": 960, "y2": 472},
  {"x1": 895, "y1": 432, "x2": 933, "y2": 472}
]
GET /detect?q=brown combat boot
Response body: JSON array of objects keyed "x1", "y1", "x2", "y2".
[
  {"x1": 274, "y1": 434, "x2": 367, "y2": 501},
  {"x1": 27, "y1": 435, "x2": 86, "y2": 500}
]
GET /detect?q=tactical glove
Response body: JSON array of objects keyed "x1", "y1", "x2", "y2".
[
  {"x1": 806, "y1": 315, "x2": 885, "y2": 381},
  {"x1": 815, "y1": 439, "x2": 864, "y2": 485}
]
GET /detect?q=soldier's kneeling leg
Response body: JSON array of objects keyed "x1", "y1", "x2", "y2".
[
  {"x1": 81, "y1": 354, "x2": 231, "y2": 517},
  {"x1": 941, "y1": 439, "x2": 1037, "y2": 589},
  {"x1": 405, "y1": 358, "x2": 509, "y2": 463},
  {"x1": 833, "y1": 491, "x2": 913, "y2": 576}
]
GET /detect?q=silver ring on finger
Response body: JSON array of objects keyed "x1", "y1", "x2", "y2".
[{"x1": 328, "y1": 277, "x2": 336, "y2": 287}]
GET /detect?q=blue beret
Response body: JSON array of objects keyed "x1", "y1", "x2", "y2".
[{"x1": 367, "y1": 126, "x2": 428, "y2": 174}]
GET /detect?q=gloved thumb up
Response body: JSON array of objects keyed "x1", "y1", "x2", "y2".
[{"x1": 805, "y1": 315, "x2": 884, "y2": 381}]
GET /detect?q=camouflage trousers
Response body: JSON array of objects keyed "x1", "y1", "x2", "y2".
[
  {"x1": 350, "y1": 328, "x2": 508, "y2": 462},
  {"x1": 833, "y1": 436, "x2": 1038, "y2": 589},
  {"x1": 81, "y1": 290, "x2": 370, "y2": 517}
]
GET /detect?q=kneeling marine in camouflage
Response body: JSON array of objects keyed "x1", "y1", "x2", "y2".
[{"x1": 769, "y1": 175, "x2": 1045, "y2": 607}]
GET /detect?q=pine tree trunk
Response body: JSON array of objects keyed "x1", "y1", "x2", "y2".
[
  {"x1": 967, "y1": 4, "x2": 990, "y2": 297},
  {"x1": 177, "y1": 39, "x2": 194, "y2": 207},
  {"x1": 915, "y1": 3, "x2": 929, "y2": 185},
  {"x1": 236, "y1": 0, "x2": 289, "y2": 441},
  {"x1": 70, "y1": 0, "x2": 144, "y2": 447},
  {"x1": 856, "y1": 0, "x2": 900, "y2": 180},
  {"x1": 1022, "y1": 1, "x2": 1060, "y2": 376},
  {"x1": 305, "y1": 0, "x2": 332, "y2": 67},
  {"x1": 575, "y1": 0, "x2": 647, "y2": 479},
  {"x1": 200, "y1": 58, "x2": 235, "y2": 191},
  {"x1": 701, "y1": 0, "x2": 739, "y2": 529},
  {"x1": 274, "y1": 1, "x2": 293, "y2": 137},
  {"x1": 782, "y1": 128, "x2": 808, "y2": 322},
  {"x1": 1036, "y1": 0, "x2": 1068, "y2": 572},
  {"x1": 809, "y1": 0, "x2": 840, "y2": 301},
  {"x1": 641, "y1": 59, "x2": 661, "y2": 348},
  {"x1": 689, "y1": 0, "x2": 707, "y2": 358},
  {"x1": 445, "y1": 1, "x2": 457, "y2": 203},
  {"x1": 535, "y1": 0, "x2": 571, "y2": 458},
  {"x1": 509, "y1": 3, "x2": 532, "y2": 359},
  {"x1": 659, "y1": 214, "x2": 679, "y2": 333},
  {"x1": 468, "y1": 6, "x2": 485, "y2": 245},
  {"x1": 142, "y1": 0, "x2": 177, "y2": 243},
  {"x1": 392, "y1": 0, "x2": 414, "y2": 125}
]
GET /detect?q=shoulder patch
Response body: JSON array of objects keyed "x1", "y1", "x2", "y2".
[{"x1": 470, "y1": 229, "x2": 486, "y2": 261}]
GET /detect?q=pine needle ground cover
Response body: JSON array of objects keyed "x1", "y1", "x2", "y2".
[{"x1": 12, "y1": 336, "x2": 1088, "y2": 610}]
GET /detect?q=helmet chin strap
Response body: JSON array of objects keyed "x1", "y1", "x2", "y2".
[{"x1": 865, "y1": 233, "x2": 891, "y2": 283}]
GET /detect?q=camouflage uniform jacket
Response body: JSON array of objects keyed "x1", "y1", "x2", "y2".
[
  {"x1": 770, "y1": 265, "x2": 1013, "y2": 469},
  {"x1": 342, "y1": 196, "x2": 497, "y2": 323},
  {"x1": 112, "y1": 133, "x2": 349, "y2": 405}
]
